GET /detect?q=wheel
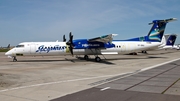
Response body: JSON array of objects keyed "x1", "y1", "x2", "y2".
[
  {"x1": 144, "y1": 51, "x2": 147, "y2": 54},
  {"x1": 84, "y1": 55, "x2": 89, "y2": 60},
  {"x1": 142, "y1": 50, "x2": 147, "y2": 54},
  {"x1": 95, "y1": 57, "x2": 101, "y2": 62},
  {"x1": 13, "y1": 57, "x2": 17, "y2": 62}
]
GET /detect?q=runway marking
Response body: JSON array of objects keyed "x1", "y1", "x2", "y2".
[
  {"x1": 140, "y1": 58, "x2": 180, "y2": 71},
  {"x1": 0, "y1": 72, "x2": 130, "y2": 93},
  {"x1": 100, "y1": 87, "x2": 111, "y2": 91},
  {"x1": 0, "y1": 58, "x2": 180, "y2": 93}
]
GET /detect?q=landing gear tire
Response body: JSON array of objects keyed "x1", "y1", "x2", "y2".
[
  {"x1": 144, "y1": 51, "x2": 147, "y2": 54},
  {"x1": 95, "y1": 57, "x2": 101, "y2": 62},
  {"x1": 84, "y1": 55, "x2": 89, "y2": 60},
  {"x1": 13, "y1": 56, "x2": 17, "y2": 62},
  {"x1": 142, "y1": 51, "x2": 147, "y2": 54}
]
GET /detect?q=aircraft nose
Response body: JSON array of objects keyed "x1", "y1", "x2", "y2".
[{"x1": 5, "y1": 51, "x2": 11, "y2": 56}]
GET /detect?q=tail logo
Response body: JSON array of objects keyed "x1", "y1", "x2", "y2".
[
  {"x1": 169, "y1": 40, "x2": 175, "y2": 44},
  {"x1": 148, "y1": 23, "x2": 165, "y2": 41}
]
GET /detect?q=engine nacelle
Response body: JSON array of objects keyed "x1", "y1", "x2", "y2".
[{"x1": 73, "y1": 39, "x2": 115, "y2": 49}]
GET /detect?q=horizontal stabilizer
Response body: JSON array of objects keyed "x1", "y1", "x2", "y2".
[{"x1": 149, "y1": 18, "x2": 177, "y2": 25}]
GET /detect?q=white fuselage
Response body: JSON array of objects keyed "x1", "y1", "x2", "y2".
[
  {"x1": 5, "y1": 41, "x2": 162, "y2": 57},
  {"x1": 159, "y1": 45, "x2": 180, "y2": 50}
]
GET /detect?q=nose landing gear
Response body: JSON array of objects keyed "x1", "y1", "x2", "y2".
[{"x1": 13, "y1": 56, "x2": 17, "y2": 62}]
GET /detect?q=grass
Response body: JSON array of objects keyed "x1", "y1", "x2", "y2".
[{"x1": 0, "y1": 49, "x2": 9, "y2": 52}]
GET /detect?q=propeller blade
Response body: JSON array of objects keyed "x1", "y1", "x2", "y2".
[
  {"x1": 70, "y1": 35, "x2": 73, "y2": 44},
  {"x1": 66, "y1": 32, "x2": 74, "y2": 56},
  {"x1": 69, "y1": 46, "x2": 73, "y2": 56},
  {"x1": 69, "y1": 32, "x2": 72, "y2": 38}
]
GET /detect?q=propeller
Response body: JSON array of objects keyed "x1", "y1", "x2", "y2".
[
  {"x1": 63, "y1": 35, "x2": 66, "y2": 42},
  {"x1": 66, "y1": 32, "x2": 74, "y2": 56}
]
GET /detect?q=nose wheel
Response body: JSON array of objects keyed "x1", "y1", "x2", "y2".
[{"x1": 13, "y1": 56, "x2": 17, "y2": 62}]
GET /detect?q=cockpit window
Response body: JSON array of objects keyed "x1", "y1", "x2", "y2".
[{"x1": 16, "y1": 45, "x2": 24, "y2": 48}]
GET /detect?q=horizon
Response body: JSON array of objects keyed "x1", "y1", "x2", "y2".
[{"x1": 0, "y1": 0, "x2": 180, "y2": 46}]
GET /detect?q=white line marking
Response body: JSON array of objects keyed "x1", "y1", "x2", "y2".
[
  {"x1": 0, "y1": 72, "x2": 130, "y2": 93},
  {"x1": 100, "y1": 87, "x2": 110, "y2": 91},
  {"x1": 141, "y1": 58, "x2": 180, "y2": 71}
]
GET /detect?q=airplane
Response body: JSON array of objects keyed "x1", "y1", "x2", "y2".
[
  {"x1": 139, "y1": 34, "x2": 178, "y2": 54},
  {"x1": 172, "y1": 44, "x2": 180, "y2": 50},
  {"x1": 5, "y1": 18, "x2": 177, "y2": 62},
  {"x1": 0, "y1": 44, "x2": 11, "y2": 52},
  {"x1": 0, "y1": 44, "x2": 10, "y2": 49},
  {"x1": 159, "y1": 34, "x2": 177, "y2": 49}
]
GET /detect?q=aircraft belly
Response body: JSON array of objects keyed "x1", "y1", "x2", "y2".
[
  {"x1": 73, "y1": 49, "x2": 102, "y2": 55},
  {"x1": 143, "y1": 43, "x2": 160, "y2": 51}
]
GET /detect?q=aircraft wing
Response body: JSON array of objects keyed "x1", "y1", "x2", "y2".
[{"x1": 88, "y1": 34, "x2": 118, "y2": 43}]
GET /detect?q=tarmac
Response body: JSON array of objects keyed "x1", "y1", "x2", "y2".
[
  {"x1": 0, "y1": 49, "x2": 180, "y2": 101},
  {"x1": 52, "y1": 58, "x2": 180, "y2": 101}
]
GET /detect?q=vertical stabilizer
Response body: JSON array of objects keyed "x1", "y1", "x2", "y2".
[
  {"x1": 166, "y1": 34, "x2": 177, "y2": 46},
  {"x1": 147, "y1": 18, "x2": 177, "y2": 42}
]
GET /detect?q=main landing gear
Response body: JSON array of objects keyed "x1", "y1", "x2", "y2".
[
  {"x1": 84, "y1": 55, "x2": 89, "y2": 60},
  {"x1": 13, "y1": 56, "x2": 17, "y2": 62},
  {"x1": 95, "y1": 56, "x2": 101, "y2": 62},
  {"x1": 142, "y1": 50, "x2": 147, "y2": 54},
  {"x1": 83, "y1": 55, "x2": 101, "y2": 62}
]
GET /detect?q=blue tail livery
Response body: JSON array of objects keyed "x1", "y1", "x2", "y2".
[
  {"x1": 121, "y1": 18, "x2": 177, "y2": 42},
  {"x1": 166, "y1": 34, "x2": 177, "y2": 46}
]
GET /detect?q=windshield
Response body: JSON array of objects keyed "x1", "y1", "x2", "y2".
[{"x1": 16, "y1": 45, "x2": 24, "y2": 48}]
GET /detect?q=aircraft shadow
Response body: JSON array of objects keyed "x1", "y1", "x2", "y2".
[
  {"x1": 102, "y1": 56, "x2": 167, "y2": 61},
  {"x1": 75, "y1": 57, "x2": 115, "y2": 65},
  {"x1": 15, "y1": 56, "x2": 167, "y2": 65},
  {"x1": 140, "y1": 50, "x2": 179, "y2": 55}
]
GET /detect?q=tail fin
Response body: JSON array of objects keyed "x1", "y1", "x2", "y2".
[
  {"x1": 147, "y1": 18, "x2": 177, "y2": 42},
  {"x1": 7, "y1": 44, "x2": 10, "y2": 49},
  {"x1": 166, "y1": 34, "x2": 177, "y2": 46}
]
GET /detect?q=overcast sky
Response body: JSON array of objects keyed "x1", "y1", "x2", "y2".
[{"x1": 0, "y1": 0, "x2": 180, "y2": 46}]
